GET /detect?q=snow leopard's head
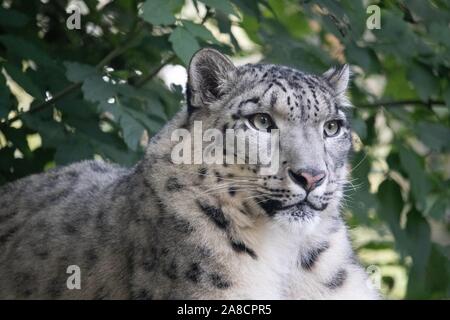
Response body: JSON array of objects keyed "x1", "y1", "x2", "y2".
[{"x1": 186, "y1": 48, "x2": 352, "y2": 223}]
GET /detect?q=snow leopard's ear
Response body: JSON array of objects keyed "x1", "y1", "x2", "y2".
[
  {"x1": 187, "y1": 48, "x2": 236, "y2": 112},
  {"x1": 322, "y1": 64, "x2": 350, "y2": 95}
]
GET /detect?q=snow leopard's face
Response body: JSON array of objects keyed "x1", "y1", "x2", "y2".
[{"x1": 187, "y1": 49, "x2": 352, "y2": 222}]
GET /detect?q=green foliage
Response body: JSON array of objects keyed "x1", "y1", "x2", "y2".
[{"x1": 0, "y1": 0, "x2": 449, "y2": 299}]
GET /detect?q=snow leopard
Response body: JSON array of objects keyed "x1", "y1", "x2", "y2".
[{"x1": 0, "y1": 48, "x2": 379, "y2": 299}]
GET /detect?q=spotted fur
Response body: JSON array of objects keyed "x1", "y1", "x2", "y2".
[{"x1": 0, "y1": 48, "x2": 379, "y2": 299}]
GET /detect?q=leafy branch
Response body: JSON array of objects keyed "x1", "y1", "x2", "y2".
[
  {"x1": 2, "y1": 20, "x2": 147, "y2": 126},
  {"x1": 361, "y1": 99, "x2": 446, "y2": 108}
]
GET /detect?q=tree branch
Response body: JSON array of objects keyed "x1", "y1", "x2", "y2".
[
  {"x1": 1, "y1": 9, "x2": 215, "y2": 127},
  {"x1": 360, "y1": 99, "x2": 446, "y2": 108},
  {"x1": 134, "y1": 54, "x2": 176, "y2": 88},
  {"x1": 2, "y1": 20, "x2": 143, "y2": 126},
  {"x1": 133, "y1": 8, "x2": 211, "y2": 88}
]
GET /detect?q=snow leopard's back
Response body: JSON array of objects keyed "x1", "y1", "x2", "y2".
[{"x1": 0, "y1": 160, "x2": 136, "y2": 299}]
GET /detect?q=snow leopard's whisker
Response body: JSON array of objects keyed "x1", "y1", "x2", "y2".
[
  {"x1": 200, "y1": 185, "x2": 261, "y2": 194},
  {"x1": 199, "y1": 183, "x2": 256, "y2": 193},
  {"x1": 197, "y1": 183, "x2": 261, "y2": 196},
  {"x1": 241, "y1": 194, "x2": 270, "y2": 201},
  {"x1": 348, "y1": 150, "x2": 369, "y2": 173},
  {"x1": 342, "y1": 182, "x2": 363, "y2": 192},
  {"x1": 180, "y1": 167, "x2": 261, "y2": 182}
]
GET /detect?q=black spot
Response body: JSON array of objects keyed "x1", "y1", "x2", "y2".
[
  {"x1": 84, "y1": 248, "x2": 98, "y2": 264},
  {"x1": 95, "y1": 286, "x2": 109, "y2": 300},
  {"x1": 326, "y1": 268, "x2": 347, "y2": 289},
  {"x1": 166, "y1": 177, "x2": 183, "y2": 191},
  {"x1": 142, "y1": 247, "x2": 158, "y2": 272},
  {"x1": 0, "y1": 210, "x2": 18, "y2": 224},
  {"x1": 238, "y1": 97, "x2": 260, "y2": 109},
  {"x1": 258, "y1": 199, "x2": 282, "y2": 216},
  {"x1": 164, "y1": 260, "x2": 178, "y2": 280},
  {"x1": 161, "y1": 247, "x2": 170, "y2": 256},
  {"x1": 186, "y1": 85, "x2": 195, "y2": 115},
  {"x1": 134, "y1": 288, "x2": 153, "y2": 300},
  {"x1": 47, "y1": 277, "x2": 63, "y2": 299},
  {"x1": 214, "y1": 171, "x2": 223, "y2": 182},
  {"x1": 228, "y1": 186, "x2": 237, "y2": 196},
  {"x1": 172, "y1": 216, "x2": 194, "y2": 234},
  {"x1": 185, "y1": 263, "x2": 203, "y2": 283},
  {"x1": 0, "y1": 224, "x2": 20, "y2": 245},
  {"x1": 14, "y1": 272, "x2": 35, "y2": 298},
  {"x1": 48, "y1": 189, "x2": 71, "y2": 204},
  {"x1": 209, "y1": 273, "x2": 231, "y2": 289},
  {"x1": 270, "y1": 91, "x2": 278, "y2": 108},
  {"x1": 63, "y1": 222, "x2": 78, "y2": 234},
  {"x1": 273, "y1": 79, "x2": 287, "y2": 92},
  {"x1": 300, "y1": 242, "x2": 330, "y2": 270},
  {"x1": 95, "y1": 209, "x2": 106, "y2": 231},
  {"x1": 231, "y1": 241, "x2": 257, "y2": 259},
  {"x1": 197, "y1": 201, "x2": 229, "y2": 230},
  {"x1": 35, "y1": 249, "x2": 49, "y2": 260},
  {"x1": 199, "y1": 246, "x2": 212, "y2": 258}
]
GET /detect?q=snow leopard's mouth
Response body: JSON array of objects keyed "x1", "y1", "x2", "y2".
[
  {"x1": 281, "y1": 200, "x2": 328, "y2": 212},
  {"x1": 259, "y1": 198, "x2": 328, "y2": 217}
]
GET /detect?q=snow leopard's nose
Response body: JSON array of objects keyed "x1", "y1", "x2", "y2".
[{"x1": 288, "y1": 168, "x2": 326, "y2": 192}]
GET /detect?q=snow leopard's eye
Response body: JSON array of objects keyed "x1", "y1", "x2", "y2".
[
  {"x1": 323, "y1": 120, "x2": 342, "y2": 137},
  {"x1": 247, "y1": 113, "x2": 276, "y2": 131}
]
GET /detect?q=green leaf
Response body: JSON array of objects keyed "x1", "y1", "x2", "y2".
[
  {"x1": 0, "y1": 35, "x2": 55, "y2": 67},
  {"x1": 3, "y1": 62, "x2": 44, "y2": 100},
  {"x1": 1, "y1": 126, "x2": 32, "y2": 157},
  {"x1": 377, "y1": 179, "x2": 408, "y2": 255},
  {"x1": 169, "y1": 26, "x2": 200, "y2": 66},
  {"x1": 423, "y1": 244, "x2": 450, "y2": 299},
  {"x1": 0, "y1": 7, "x2": 28, "y2": 28},
  {"x1": 351, "y1": 117, "x2": 367, "y2": 140},
  {"x1": 54, "y1": 136, "x2": 94, "y2": 165},
  {"x1": 371, "y1": 10, "x2": 420, "y2": 60},
  {"x1": 22, "y1": 113, "x2": 66, "y2": 148},
  {"x1": 201, "y1": 0, "x2": 236, "y2": 16},
  {"x1": 426, "y1": 196, "x2": 449, "y2": 220},
  {"x1": 64, "y1": 62, "x2": 96, "y2": 83},
  {"x1": 124, "y1": 103, "x2": 163, "y2": 134},
  {"x1": 141, "y1": 0, "x2": 176, "y2": 25},
  {"x1": 91, "y1": 139, "x2": 140, "y2": 166},
  {"x1": 407, "y1": 63, "x2": 439, "y2": 101},
  {"x1": 348, "y1": 151, "x2": 378, "y2": 224},
  {"x1": 82, "y1": 76, "x2": 117, "y2": 103},
  {"x1": 345, "y1": 43, "x2": 379, "y2": 73},
  {"x1": 398, "y1": 145, "x2": 431, "y2": 211},
  {"x1": 182, "y1": 20, "x2": 219, "y2": 43},
  {"x1": 383, "y1": 59, "x2": 416, "y2": 100},
  {"x1": 98, "y1": 99, "x2": 146, "y2": 151},
  {"x1": 444, "y1": 85, "x2": 450, "y2": 109},
  {"x1": 416, "y1": 121, "x2": 450, "y2": 152},
  {"x1": 405, "y1": 208, "x2": 431, "y2": 299},
  {"x1": 119, "y1": 111, "x2": 146, "y2": 151},
  {"x1": 0, "y1": 72, "x2": 11, "y2": 118},
  {"x1": 230, "y1": 0, "x2": 260, "y2": 17}
]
